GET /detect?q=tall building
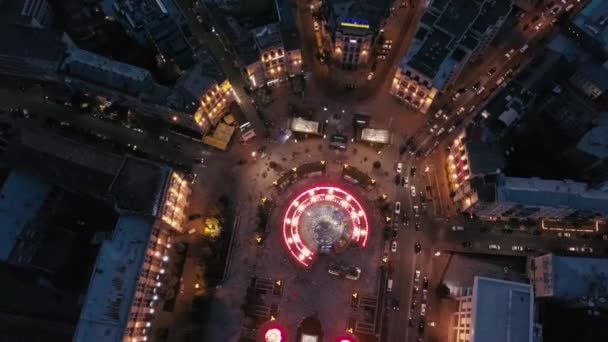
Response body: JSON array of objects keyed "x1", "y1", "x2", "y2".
[
  {"x1": 321, "y1": 0, "x2": 391, "y2": 69},
  {"x1": 529, "y1": 254, "x2": 608, "y2": 300},
  {"x1": 390, "y1": 0, "x2": 511, "y2": 113},
  {"x1": 3, "y1": 128, "x2": 192, "y2": 342},
  {"x1": 565, "y1": 0, "x2": 608, "y2": 59},
  {"x1": 170, "y1": 47, "x2": 235, "y2": 132},
  {"x1": 103, "y1": 0, "x2": 194, "y2": 70},
  {"x1": 451, "y1": 276, "x2": 534, "y2": 342},
  {"x1": 211, "y1": 0, "x2": 302, "y2": 89}
]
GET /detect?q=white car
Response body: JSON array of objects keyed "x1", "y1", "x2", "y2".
[
  {"x1": 420, "y1": 303, "x2": 427, "y2": 316},
  {"x1": 414, "y1": 269, "x2": 421, "y2": 282},
  {"x1": 394, "y1": 202, "x2": 401, "y2": 214},
  {"x1": 448, "y1": 125, "x2": 456, "y2": 133},
  {"x1": 505, "y1": 49, "x2": 515, "y2": 58},
  {"x1": 519, "y1": 44, "x2": 529, "y2": 53},
  {"x1": 403, "y1": 176, "x2": 409, "y2": 186},
  {"x1": 581, "y1": 246, "x2": 594, "y2": 253},
  {"x1": 397, "y1": 162, "x2": 403, "y2": 173},
  {"x1": 367, "y1": 72, "x2": 374, "y2": 80},
  {"x1": 313, "y1": 21, "x2": 320, "y2": 31},
  {"x1": 512, "y1": 245, "x2": 524, "y2": 251},
  {"x1": 410, "y1": 186, "x2": 416, "y2": 197},
  {"x1": 435, "y1": 127, "x2": 445, "y2": 137},
  {"x1": 391, "y1": 240, "x2": 398, "y2": 252},
  {"x1": 496, "y1": 76, "x2": 505, "y2": 86},
  {"x1": 429, "y1": 124, "x2": 439, "y2": 133},
  {"x1": 456, "y1": 107, "x2": 465, "y2": 115},
  {"x1": 434, "y1": 110, "x2": 444, "y2": 119},
  {"x1": 489, "y1": 244, "x2": 501, "y2": 250},
  {"x1": 452, "y1": 226, "x2": 464, "y2": 231},
  {"x1": 476, "y1": 86, "x2": 485, "y2": 95}
]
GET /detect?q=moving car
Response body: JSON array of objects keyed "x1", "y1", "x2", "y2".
[
  {"x1": 411, "y1": 185, "x2": 416, "y2": 197},
  {"x1": 396, "y1": 162, "x2": 403, "y2": 173},
  {"x1": 387, "y1": 279, "x2": 393, "y2": 292},
  {"x1": 394, "y1": 202, "x2": 401, "y2": 214},
  {"x1": 512, "y1": 245, "x2": 524, "y2": 251},
  {"x1": 505, "y1": 49, "x2": 515, "y2": 58},
  {"x1": 391, "y1": 298, "x2": 400, "y2": 311},
  {"x1": 487, "y1": 67, "x2": 497, "y2": 76},
  {"x1": 413, "y1": 205, "x2": 420, "y2": 218},
  {"x1": 456, "y1": 106, "x2": 465, "y2": 115},
  {"x1": 422, "y1": 277, "x2": 429, "y2": 289},
  {"x1": 415, "y1": 242, "x2": 422, "y2": 254},
  {"x1": 434, "y1": 109, "x2": 444, "y2": 119},
  {"x1": 429, "y1": 124, "x2": 439, "y2": 133},
  {"x1": 414, "y1": 269, "x2": 421, "y2": 282},
  {"x1": 489, "y1": 244, "x2": 501, "y2": 250},
  {"x1": 367, "y1": 72, "x2": 374, "y2": 80},
  {"x1": 452, "y1": 225, "x2": 464, "y2": 231},
  {"x1": 414, "y1": 222, "x2": 421, "y2": 231},
  {"x1": 420, "y1": 303, "x2": 427, "y2": 316},
  {"x1": 391, "y1": 240, "x2": 398, "y2": 253},
  {"x1": 519, "y1": 44, "x2": 529, "y2": 53}
]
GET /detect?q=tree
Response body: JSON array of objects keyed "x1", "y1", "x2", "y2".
[
  {"x1": 373, "y1": 161, "x2": 381, "y2": 169},
  {"x1": 203, "y1": 217, "x2": 221, "y2": 239},
  {"x1": 437, "y1": 282, "x2": 450, "y2": 298}
]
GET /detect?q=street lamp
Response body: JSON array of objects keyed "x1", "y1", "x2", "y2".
[{"x1": 434, "y1": 251, "x2": 441, "y2": 257}]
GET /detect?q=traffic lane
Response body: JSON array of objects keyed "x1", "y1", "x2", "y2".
[
  {"x1": 389, "y1": 224, "x2": 417, "y2": 342},
  {"x1": 434, "y1": 229, "x2": 608, "y2": 256}
]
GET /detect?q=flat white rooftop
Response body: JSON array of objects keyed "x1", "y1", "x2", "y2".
[
  {"x1": 471, "y1": 276, "x2": 533, "y2": 342},
  {"x1": 73, "y1": 215, "x2": 154, "y2": 342}
]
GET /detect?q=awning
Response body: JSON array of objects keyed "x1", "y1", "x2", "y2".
[
  {"x1": 203, "y1": 123, "x2": 235, "y2": 150},
  {"x1": 290, "y1": 117, "x2": 320, "y2": 134},
  {"x1": 361, "y1": 128, "x2": 391, "y2": 144}
]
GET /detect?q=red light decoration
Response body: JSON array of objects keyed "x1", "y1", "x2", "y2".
[
  {"x1": 282, "y1": 186, "x2": 369, "y2": 267},
  {"x1": 264, "y1": 328, "x2": 282, "y2": 342}
]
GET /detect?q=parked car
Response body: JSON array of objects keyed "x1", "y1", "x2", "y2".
[
  {"x1": 512, "y1": 245, "x2": 524, "y2": 251},
  {"x1": 396, "y1": 162, "x2": 403, "y2": 173},
  {"x1": 420, "y1": 303, "x2": 427, "y2": 316},
  {"x1": 452, "y1": 225, "x2": 464, "y2": 231},
  {"x1": 394, "y1": 202, "x2": 401, "y2": 214},
  {"x1": 391, "y1": 240, "x2": 398, "y2": 252},
  {"x1": 415, "y1": 242, "x2": 422, "y2": 254}
]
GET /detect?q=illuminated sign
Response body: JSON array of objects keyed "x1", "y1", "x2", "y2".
[
  {"x1": 349, "y1": 39, "x2": 358, "y2": 44},
  {"x1": 341, "y1": 22, "x2": 370, "y2": 29},
  {"x1": 340, "y1": 18, "x2": 369, "y2": 29}
]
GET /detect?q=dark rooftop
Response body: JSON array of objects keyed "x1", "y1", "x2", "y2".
[
  {"x1": 7, "y1": 128, "x2": 172, "y2": 217},
  {"x1": 109, "y1": 157, "x2": 171, "y2": 215},
  {"x1": 0, "y1": 24, "x2": 66, "y2": 65}
]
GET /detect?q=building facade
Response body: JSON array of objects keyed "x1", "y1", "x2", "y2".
[
  {"x1": 390, "y1": 0, "x2": 511, "y2": 113},
  {"x1": 321, "y1": 0, "x2": 390, "y2": 69}
]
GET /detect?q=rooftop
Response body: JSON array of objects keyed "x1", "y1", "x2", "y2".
[
  {"x1": 8, "y1": 128, "x2": 172, "y2": 217},
  {"x1": 531, "y1": 254, "x2": 608, "y2": 300},
  {"x1": 572, "y1": 0, "x2": 608, "y2": 51},
  {"x1": 0, "y1": 24, "x2": 66, "y2": 65},
  {"x1": 329, "y1": 0, "x2": 391, "y2": 32},
  {"x1": 109, "y1": 157, "x2": 171, "y2": 215},
  {"x1": 471, "y1": 276, "x2": 533, "y2": 342},
  {"x1": 576, "y1": 123, "x2": 608, "y2": 159},
  {"x1": 73, "y1": 215, "x2": 155, "y2": 342},
  {"x1": 497, "y1": 175, "x2": 608, "y2": 215},
  {"x1": 404, "y1": 0, "x2": 511, "y2": 86},
  {"x1": 253, "y1": 23, "x2": 284, "y2": 51},
  {"x1": 464, "y1": 142, "x2": 506, "y2": 176},
  {"x1": 0, "y1": 170, "x2": 51, "y2": 261}
]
